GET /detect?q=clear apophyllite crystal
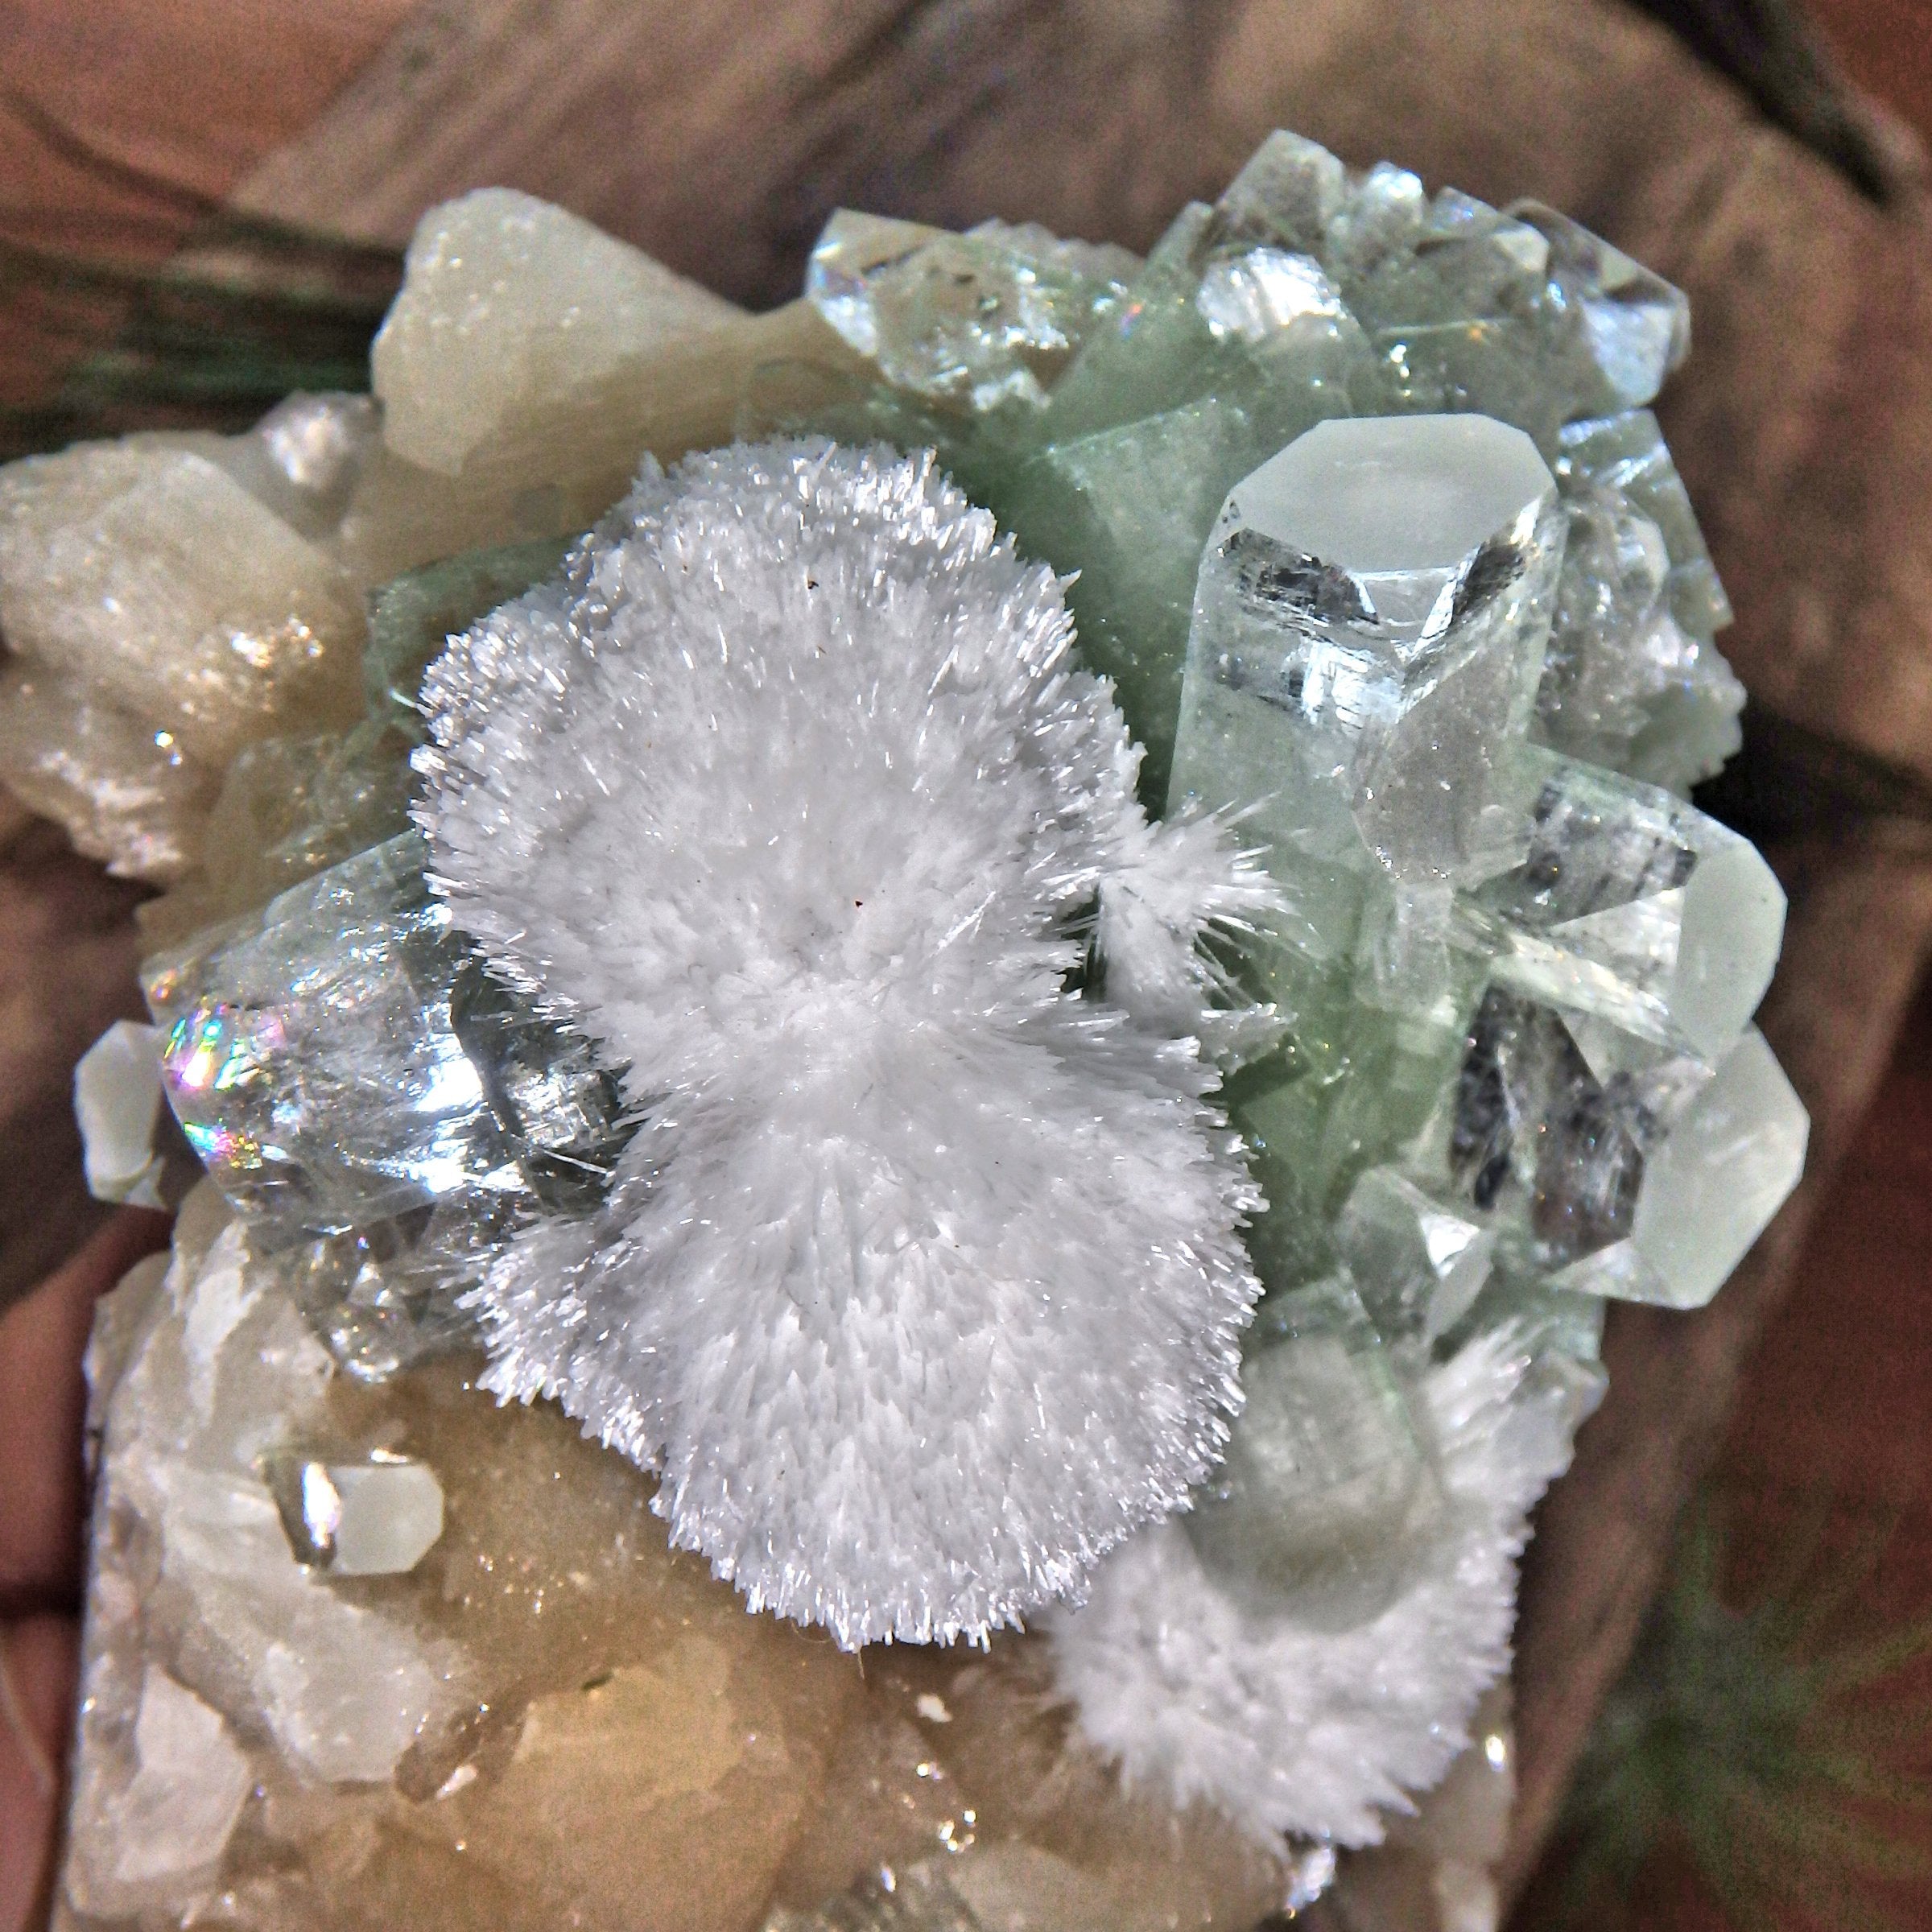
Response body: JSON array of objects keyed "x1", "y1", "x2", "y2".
[
  {"x1": 1168, "y1": 411, "x2": 1564, "y2": 1007},
  {"x1": 1472, "y1": 750, "x2": 1786, "y2": 1059},
  {"x1": 1334, "y1": 1166, "x2": 1496, "y2": 1342},
  {"x1": 789, "y1": 127, "x2": 1740, "y2": 809},
  {"x1": 149, "y1": 832, "x2": 632, "y2": 1227},
  {"x1": 807, "y1": 211, "x2": 1139, "y2": 412},
  {"x1": 1439, "y1": 1003, "x2": 1806, "y2": 1308},
  {"x1": 142, "y1": 832, "x2": 633, "y2": 1375}
]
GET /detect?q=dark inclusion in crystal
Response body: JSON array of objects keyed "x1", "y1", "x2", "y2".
[
  {"x1": 1485, "y1": 770, "x2": 1697, "y2": 926},
  {"x1": 1451, "y1": 985, "x2": 1644, "y2": 1266},
  {"x1": 447, "y1": 959, "x2": 634, "y2": 1213}
]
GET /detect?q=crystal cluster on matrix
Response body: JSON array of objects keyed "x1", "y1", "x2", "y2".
[{"x1": 0, "y1": 127, "x2": 1808, "y2": 1932}]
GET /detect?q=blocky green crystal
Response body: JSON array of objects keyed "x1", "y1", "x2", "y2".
[
  {"x1": 1163, "y1": 411, "x2": 1801, "y2": 1346},
  {"x1": 365, "y1": 535, "x2": 574, "y2": 741}
]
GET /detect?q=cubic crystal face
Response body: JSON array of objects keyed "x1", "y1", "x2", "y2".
[
  {"x1": 264, "y1": 1449, "x2": 446, "y2": 1575},
  {"x1": 1474, "y1": 751, "x2": 1786, "y2": 1061}
]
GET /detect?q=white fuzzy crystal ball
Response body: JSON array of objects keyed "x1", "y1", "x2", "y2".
[{"x1": 416, "y1": 439, "x2": 1274, "y2": 1648}]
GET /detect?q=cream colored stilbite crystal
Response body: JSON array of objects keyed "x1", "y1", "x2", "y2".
[
  {"x1": 0, "y1": 437, "x2": 366, "y2": 878},
  {"x1": 65, "y1": 1669, "x2": 254, "y2": 1911},
  {"x1": 74, "y1": 1019, "x2": 167, "y2": 1208},
  {"x1": 0, "y1": 442, "x2": 365, "y2": 765},
  {"x1": 373, "y1": 189, "x2": 740, "y2": 474}
]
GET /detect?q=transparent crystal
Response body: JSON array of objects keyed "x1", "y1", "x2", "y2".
[
  {"x1": 138, "y1": 721, "x2": 416, "y2": 948},
  {"x1": 1472, "y1": 751, "x2": 1786, "y2": 1061},
  {"x1": 1168, "y1": 414, "x2": 1563, "y2": 1016},
  {"x1": 1509, "y1": 203, "x2": 1690, "y2": 415},
  {"x1": 807, "y1": 211, "x2": 1138, "y2": 413},
  {"x1": 1335, "y1": 1165, "x2": 1495, "y2": 1342},
  {"x1": 263, "y1": 1448, "x2": 445, "y2": 1575},
  {"x1": 1344, "y1": 190, "x2": 1563, "y2": 437},
  {"x1": 1554, "y1": 1025, "x2": 1806, "y2": 1308},
  {"x1": 143, "y1": 833, "x2": 633, "y2": 1247},
  {"x1": 1173, "y1": 414, "x2": 1561, "y2": 884},
  {"x1": 1553, "y1": 410, "x2": 1729, "y2": 637},
  {"x1": 1537, "y1": 479, "x2": 1696, "y2": 771},
  {"x1": 1445, "y1": 985, "x2": 1686, "y2": 1268},
  {"x1": 1043, "y1": 184, "x2": 1373, "y2": 448},
  {"x1": 1435, "y1": 988, "x2": 1804, "y2": 1307},
  {"x1": 275, "y1": 1202, "x2": 505, "y2": 1380}
]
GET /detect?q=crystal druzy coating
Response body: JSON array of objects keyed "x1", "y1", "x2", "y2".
[{"x1": 415, "y1": 439, "x2": 1277, "y2": 1647}]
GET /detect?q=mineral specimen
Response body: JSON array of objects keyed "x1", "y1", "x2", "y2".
[
  {"x1": 14, "y1": 122, "x2": 1809, "y2": 1932},
  {"x1": 72, "y1": 1020, "x2": 171, "y2": 1210}
]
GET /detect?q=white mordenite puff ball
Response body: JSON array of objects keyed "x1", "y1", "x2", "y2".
[
  {"x1": 1051, "y1": 1324, "x2": 1583, "y2": 1849},
  {"x1": 415, "y1": 439, "x2": 1279, "y2": 1648}
]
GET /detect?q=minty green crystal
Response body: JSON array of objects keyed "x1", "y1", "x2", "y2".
[
  {"x1": 1183, "y1": 1269, "x2": 1442, "y2": 1631},
  {"x1": 365, "y1": 534, "x2": 575, "y2": 741}
]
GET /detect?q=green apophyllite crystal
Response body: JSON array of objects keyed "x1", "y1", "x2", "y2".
[
  {"x1": 365, "y1": 534, "x2": 575, "y2": 741},
  {"x1": 799, "y1": 126, "x2": 1744, "y2": 809},
  {"x1": 1183, "y1": 1270, "x2": 1440, "y2": 1631},
  {"x1": 144, "y1": 831, "x2": 632, "y2": 1375},
  {"x1": 1164, "y1": 411, "x2": 1804, "y2": 1335}
]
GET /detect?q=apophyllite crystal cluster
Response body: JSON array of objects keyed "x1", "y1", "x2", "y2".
[{"x1": 6, "y1": 130, "x2": 1809, "y2": 1930}]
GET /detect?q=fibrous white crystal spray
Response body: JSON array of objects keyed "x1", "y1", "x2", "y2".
[{"x1": 416, "y1": 438, "x2": 1278, "y2": 1648}]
